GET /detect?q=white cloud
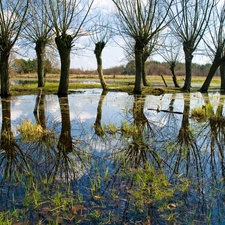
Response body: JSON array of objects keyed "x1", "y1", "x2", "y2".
[{"x1": 72, "y1": 111, "x2": 95, "y2": 122}]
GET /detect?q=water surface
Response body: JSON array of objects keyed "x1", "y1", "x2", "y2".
[{"x1": 0, "y1": 89, "x2": 225, "y2": 224}]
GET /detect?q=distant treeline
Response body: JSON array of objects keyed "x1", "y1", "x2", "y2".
[
  {"x1": 13, "y1": 58, "x2": 53, "y2": 74},
  {"x1": 81, "y1": 60, "x2": 216, "y2": 77},
  {"x1": 12, "y1": 58, "x2": 215, "y2": 77}
]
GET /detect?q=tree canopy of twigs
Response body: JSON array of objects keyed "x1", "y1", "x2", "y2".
[
  {"x1": 91, "y1": 15, "x2": 113, "y2": 90},
  {"x1": 167, "y1": 0, "x2": 217, "y2": 91},
  {"x1": 0, "y1": 0, "x2": 29, "y2": 97},
  {"x1": 158, "y1": 36, "x2": 182, "y2": 87},
  {"x1": 46, "y1": 0, "x2": 94, "y2": 96},
  {"x1": 22, "y1": 0, "x2": 54, "y2": 87},
  {"x1": 112, "y1": 0, "x2": 174, "y2": 94},
  {"x1": 200, "y1": 2, "x2": 225, "y2": 92}
]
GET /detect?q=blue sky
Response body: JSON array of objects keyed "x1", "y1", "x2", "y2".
[
  {"x1": 70, "y1": 37, "x2": 126, "y2": 70},
  {"x1": 70, "y1": 0, "x2": 216, "y2": 70},
  {"x1": 70, "y1": 0, "x2": 126, "y2": 70},
  {"x1": 17, "y1": 0, "x2": 221, "y2": 70}
]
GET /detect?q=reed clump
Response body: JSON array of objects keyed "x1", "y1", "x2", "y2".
[{"x1": 18, "y1": 119, "x2": 52, "y2": 142}]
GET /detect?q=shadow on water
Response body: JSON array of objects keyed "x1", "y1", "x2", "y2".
[{"x1": 0, "y1": 89, "x2": 225, "y2": 224}]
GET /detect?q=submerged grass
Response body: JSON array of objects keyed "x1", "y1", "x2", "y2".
[
  {"x1": 125, "y1": 162, "x2": 189, "y2": 213},
  {"x1": 191, "y1": 103, "x2": 214, "y2": 122},
  {"x1": 191, "y1": 107, "x2": 207, "y2": 122},
  {"x1": 18, "y1": 119, "x2": 54, "y2": 142}
]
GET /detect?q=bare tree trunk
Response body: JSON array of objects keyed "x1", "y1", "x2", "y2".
[
  {"x1": 134, "y1": 41, "x2": 143, "y2": 94},
  {"x1": 170, "y1": 62, "x2": 180, "y2": 88},
  {"x1": 142, "y1": 51, "x2": 150, "y2": 86},
  {"x1": 220, "y1": 60, "x2": 225, "y2": 90},
  {"x1": 94, "y1": 41, "x2": 108, "y2": 90},
  {"x1": 142, "y1": 65, "x2": 148, "y2": 86},
  {"x1": 55, "y1": 34, "x2": 72, "y2": 96},
  {"x1": 183, "y1": 44, "x2": 193, "y2": 91},
  {"x1": 0, "y1": 51, "x2": 10, "y2": 97},
  {"x1": 200, "y1": 52, "x2": 222, "y2": 92},
  {"x1": 200, "y1": 62, "x2": 220, "y2": 92},
  {"x1": 35, "y1": 39, "x2": 46, "y2": 87}
]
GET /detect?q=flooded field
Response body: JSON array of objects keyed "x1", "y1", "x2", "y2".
[{"x1": 0, "y1": 89, "x2": 225, "y2": 224}]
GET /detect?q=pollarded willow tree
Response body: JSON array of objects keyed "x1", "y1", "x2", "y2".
[
  {"x1": 158, "y1": 36, "x2": 182, "y2": 88},
  {"x1": 47, "y1": 0, "x2": 94, "y2": 96},
  {"x1": 112, "y1": 0, "x2": 174, "y2": 94},
  {"x1": 0, "y1": 0, "x2": 29, "y2": 97},
  {"x1": 22, "y1": 0, "x2": 54, "y2": 88},
  {"x1": 91, "y1": 16, "x2": 112, "y2": 90},
  {"x1": 200, "y1": 2, "x2": 225, "y2": 92},
  {"x1": 167, "y1": 0, "x2": 216, "y2": 91},
  {"x1": 123, "y1": 33, "x2": 160, "y2": 86}
]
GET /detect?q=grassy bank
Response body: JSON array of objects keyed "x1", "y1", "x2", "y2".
[{"x1": 10, "y1": 74, "x2": 221, "y2": 95}]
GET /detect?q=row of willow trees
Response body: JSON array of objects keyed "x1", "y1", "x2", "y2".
[{"x1": 0, "y1": 0, "x2": 225, "y2": 97}]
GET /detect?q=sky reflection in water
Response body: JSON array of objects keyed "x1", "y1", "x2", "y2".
[{"x1": 0, "y1": 89, "x2": 225, "y2": 224}]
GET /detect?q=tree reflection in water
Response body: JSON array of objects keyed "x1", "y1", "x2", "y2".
[
  {"x1": 0, "y1": 92, "x2": 225, "y2": 224},
  {"x1": 34, "y1": 92, "x2": 46, "y2": 129},
  {"x1": 162, "y1": 93, "x2": 225, "y2": 224},
  {"x1": 0, "y1": 97, "x2": 30, "y2": 209},
  {"x1": 94, "y1": 90, "x2": 108, "y2": 136},
  {"x1": 123, "y1": 95, "x2": 157, "y2": 168},
  {"x1": 52, "y1": 96, "x2": 90, "y2": 185}
]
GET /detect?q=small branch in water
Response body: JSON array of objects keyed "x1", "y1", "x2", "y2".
[{"x1": 148, "y1": 108, "x2": 183, "y2": 114}]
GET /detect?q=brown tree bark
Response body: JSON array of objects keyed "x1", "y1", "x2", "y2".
[
  {"x1": 170, "y1": 62, "x2": 180, "y2": 88},
  {"x1": 94, "y1": 41, "x2": 108, "y2": 90},
  {"x1": 0, "y1": 0, "x2": 28, "y2": 98},
  {"x1": 200, "y1": 51, "x2": 224, "y2": 92},
  {"x1": 142, "y1": 50, "x2": 150, "y2": 86},
  {"x1": 182, "y1": 42, "x2": 193, "y2": 91},
  {"x1": 134, "y1": 41, "x2": 143, "y2": 94},
  {"x1": 55, "y1": 34, "x2": 72, "y2": 96},
  {"x1": 0, "y1": 50, "x2": 10, "y2": 97},
  {"x1": 35, "y1": 39, "x2": 46, "y2": 87},
  {"x1": 220, "y1": 60, "x2": 225, "y2": 90}
]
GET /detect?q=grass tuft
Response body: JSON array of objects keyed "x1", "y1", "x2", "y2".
[{"x1": 18, "y1": 119, "x2": 52, "y2": 142}]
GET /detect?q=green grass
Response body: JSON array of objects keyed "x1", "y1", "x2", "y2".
[
  {"x1": 9, "y1": 75, "x2": 222, "y2": 96},
  {"x1": 191, "y1": 103, "x2": 215, "y2": 122}
]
